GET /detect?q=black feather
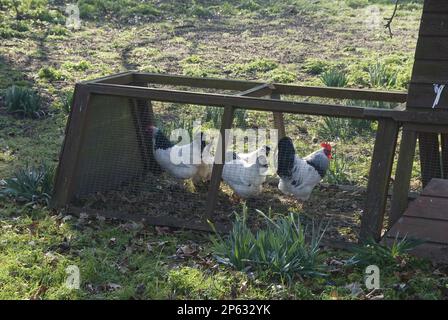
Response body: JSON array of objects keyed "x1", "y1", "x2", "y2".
[
  {"x1": 277, "y1": 137, "x2": 296, "y2": 179},
  {"x1": 306, "y1": 156, "x2": 328, "y2": 178},
  {"x1": 154, "y1": 129, "x2": 174, "y2": 150}
]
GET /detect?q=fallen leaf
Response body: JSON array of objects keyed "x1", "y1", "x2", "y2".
[{"x1": 155, "y1": 226, "x2": 171, "y2": 235}]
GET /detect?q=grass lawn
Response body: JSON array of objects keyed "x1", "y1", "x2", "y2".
[{"x1": 1, "y1": 0, "x2": 448, "y2": 300}]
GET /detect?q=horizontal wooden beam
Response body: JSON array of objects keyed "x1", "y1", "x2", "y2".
[
  {"x1": 133, "y1": 72, "x2": 407, "y2": 102},
  {"x1": 84, "y1": 71, "x2": 135, "y2": 85},
  {"x1": 86, "y1": 83, "x2": 369, "y2": 119},
  {"x1": 236, "y1": 83, "x2": 275, "y2": 97},
  {"x1": 363, "y1": 108, "x2": 448, "y2": 125}
]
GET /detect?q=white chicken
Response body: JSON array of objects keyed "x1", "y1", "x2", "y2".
[
  {"x1": 193, "y1": 142, "x2": 214, "y2": 183},
  {"x1": 148, "y1": 126, "x2": 210, "y2": 181},
  {"x1": 225, "y1": 145, "x2": 271, "y2": 164},
  {"x1": 276, "y1": 137, "x2": 332, "y2": 201},
  {"x1": 222, "y1": 146, "x2": 270, "y2": 198}
]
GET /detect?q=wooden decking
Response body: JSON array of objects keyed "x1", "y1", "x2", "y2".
[{"x1": 384, "y1": 178, "x2": 448, "y2": 264}]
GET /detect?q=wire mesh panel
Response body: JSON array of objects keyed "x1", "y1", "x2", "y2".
[{"x1": 54, "y1": 75, "x2": 418, "y2": 242}]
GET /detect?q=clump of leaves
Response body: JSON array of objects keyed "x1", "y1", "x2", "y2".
[
  {"x1": 4, "y1": 85, "x2": 43, "y2": 118},
  {"x1": 303, "y1": 58, "x2": 332, "y2": 75},
  {"x1": 60, "y1": 90, "x2": 74, "y2": 114},
  {"x1": 351, "y1": 235, "x2": 424, "y2": 270},
  {"x1": 210, "y1": 205, "x2": 328, "y2": 280},
  {"x1": 267, "y1": 68, "x2": 296, "y2": 83},
  {"x1": 0, "y1": 163, "x2": 55, "y2": 206},
  {"x1": 325, "y1": 151, "x2": 352, "y2": 185},
  {"x1": 320, "y1": 68, "x2": 348, "y2": 87},
  {"x1": 368, "y1": 61, "x2": 397, "y2": 88},
  {"x1": 38, "y1": 66, "x2": 64, "y2": 81},
  {"x1": 318, "y1": 116, "x2": 373, "y2": 141}
]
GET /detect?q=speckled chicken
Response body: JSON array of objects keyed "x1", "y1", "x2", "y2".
[{"x1": 277, "y1": 137, "x2": 332, "y2": 201}]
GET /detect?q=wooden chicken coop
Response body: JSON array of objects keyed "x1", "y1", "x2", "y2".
[{"x1": 53, "y1": 0, "x2": 448, "y2": 259}]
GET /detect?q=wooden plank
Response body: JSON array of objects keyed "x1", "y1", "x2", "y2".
[
  {"x1": 386, "y1": 216, "x2": 448, "y2": 244},
  {"x1": 424, "y1": 0, "x2": 448, "y2": 13},
  {"x1": 403, "y1": 196, "x2": 448, "y2": 221},
  {"x1": 410, "y1": 61, "x2": 448, "y2": 85},
  {"x1": 205, "y1": 106, "x2": 235, "y2": 219},
  {"x1": 86, "y1": 83, "x2": 369, "y2": 119},
  {"x1": 52, "y1": 84, "x2": 91, "y2": 207},
  {"x1": 403, "y1": 122, "x2": 448, "y2": 134},
  {"x1": 382, "y1": 239, "x2": 448, "y2": 264},
  {"x1": 133, "y1": 73, "x2": 407, "y2": 102},
  {"x1": 407, "y1": 83, "x2": 448, "y2": 109},
  {"x1": 390, "y1": 129, "x2": 418, "y2": 227},
  {"x1": 419, "y1": 132, "x2": 441, "y2": 187},
  {"x1": 84, "y1": 71, "x2": 135, "y2": 85},
  {"x1": 271, "y1": 93, "x2": 286, "y2": 139},
  {"x1": 420, "y1": 13, "x2": 448, "y2": 36},
  {"x1": 421, "y1": 178, "x2": 448, "y2": 197},
  {"x1": 442, "y1": 134, "x2": 448, "y2": 178},
  {"x1": 415, "y1": 37, "x2": 448, "y2": 60},
  {"x1": 360, "y1": 119, "x2": 399, "y2": 242},
  {"x1": 274, "y1": 85, "x2": 406, "y2": 102},
  {"x1": 236, "y1": 83, "x2": 274, "y2": 97},
  {"x1": 363, "y1": 108, "x2": 448, "y2": 125}
]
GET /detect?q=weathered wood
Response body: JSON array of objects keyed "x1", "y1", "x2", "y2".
[
  {"x1": 52, "y1": 84, "x2": 91, "y2": 207},
  {"x1": 419, "y1": 132, "x2": 441, "y2": 187},
  {"x1": 133, "y1": 73, "x2": 407, "y2": 102},
  {"x1": 410, "y1": 61, "x2": 448, "y2": 85},
  {"x1": 363, "y1": 108, "x2": 448, "y2": 125},
  {"x1": 271, "y1": 93, "x2": 286, "y2": 139},
  {"x1": 360, "y1": 119, "x2": 399, "y2": 242},
  {"x1": 390, "y1": 129, "x2": 418, "y2": 227},
  {"x1": 87, "y1": 83, "x2": 369, "y2": 119},
  {"x1": 407, "y1": 83, "x2": 448, "y2": 109},
  {"x1": 386, "y1": 216, "x2": 448, "y2": 245},
  {"x1": 403, "y1": 122, "x2": 448, "y2": 134},
  {"x1": 441, "y1": 134, "x2": 448, "y2": 178},
  {"x1": 237, "y1": 83, "x2": 274, "y2": 97},
  {"x1": 383, "y1": 177, "x2": 448, "y2": 264},
  {"x1": 402, "y1": 196, "x2": 448, "y2": 221},
  {"x1": 421, "y1": 178, "x2": 448, "y2": 197},
  {"x1": 84, "y1": 71, "x2": 135, "y2": 85},
  {"x1": 415, "y1": 36, "x2": 448, "y2": 60},
  {"x1": 420, "y1": 13, "x2": 448, "y2": 36},
  {"x1": 423, "y1": 0, "x2": 448, "y2": 13},
  {"x1": 205, "y1": 106, "x2": 235, "y2": 219}
]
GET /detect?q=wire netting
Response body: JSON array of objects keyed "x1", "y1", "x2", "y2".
[{"x1": 66, "y1": 88, "x2": 439, "y2": 242}]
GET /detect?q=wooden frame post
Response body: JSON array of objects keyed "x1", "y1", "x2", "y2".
[
  {"x1": 271, "y1": 93, "x2": 286, "y2": 139},
  {"x1": 52, "y1": 83, "x2": 91, "y2": 207},
  {"x1": 205, "y1": 106, "x2": 235, "y2": 219},
  {"x1": 389, "y1": 127, "x2": 417, "y2": 227},
  {"x1": 360, "y1": 119, "x2": 399, "y2": 242}
]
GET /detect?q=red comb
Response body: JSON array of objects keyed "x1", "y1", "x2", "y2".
[{"x1": 320, "y1": 142, "x2": 332, "y2": 150}]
